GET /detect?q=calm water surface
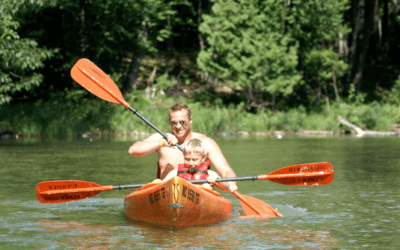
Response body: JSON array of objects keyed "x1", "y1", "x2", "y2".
[{"x1": 1, "y1": 136, "x2": 399, "y2": 249}]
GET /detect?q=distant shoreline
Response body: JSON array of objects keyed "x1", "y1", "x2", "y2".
[{"x1": 3, "y1": 128, "x2": 399, "y2": 142}]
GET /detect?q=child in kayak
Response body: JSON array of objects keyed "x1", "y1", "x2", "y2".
[{"x1": 158, "y1": 138, "x2": 220, "y2": 189}]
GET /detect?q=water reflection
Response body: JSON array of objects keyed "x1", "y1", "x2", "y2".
[{"x1": 36, "y1": 217, "x2": 337, "y2": 249}]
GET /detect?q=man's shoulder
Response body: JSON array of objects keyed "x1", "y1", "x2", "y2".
[
  {"x1": 192, "y1": 132, "x2": 213, "y2": 141},
  {"x1": 191, "y1": 132, "x2": 217, "y2": 147}
]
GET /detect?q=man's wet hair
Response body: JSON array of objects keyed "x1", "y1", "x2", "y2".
[{"x1": 169, "y1": 103, "x2": 191, "y2": 118}]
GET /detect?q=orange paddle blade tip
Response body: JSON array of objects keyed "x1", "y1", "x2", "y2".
[
  {"x1": 261, "y1": 162, "x2": 334, "y2": 186},
  {"x1": 233, "y1": 191, "x2": 282, "y2": 217},
  {"x1": 36, "y1": 180, "x2": 109, "y2": 204},
  {"x1": 236, "y1": 214, "x2": 279, "y2": 221},
  {"x1": 240, "y1": 194, "x2": 282, "y2": 217},
  {"x1": 70, "y1": 58, "x2": 130, "y2": 108}
]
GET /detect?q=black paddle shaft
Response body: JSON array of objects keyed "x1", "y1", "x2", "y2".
[
  {"x1": 129, "y1": 107, "x2": 184, "y2": 151},
  {"x1": 190, "y1": 176, "x2": 258, "y2": 184},
  {"x1": 111, "y1": 176, "x2": 258, "y2": 190}
]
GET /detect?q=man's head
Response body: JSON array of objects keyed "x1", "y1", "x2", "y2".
[
  {"x1": 169, "y1": 103, "x2": 192, "y2": 139},
  {"x1": 183, "y1": 138, "x2": 206, "y2": 168},
  {"x1": 169, "y1": 103, "x2": 191, "y2": 119}
]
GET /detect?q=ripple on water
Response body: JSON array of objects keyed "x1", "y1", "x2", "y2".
[{"x1": 0, "y1": 197, "x2": 339, "y2": 249}]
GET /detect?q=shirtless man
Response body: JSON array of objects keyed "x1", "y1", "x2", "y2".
[{"x1": 128, "y1": 103, "x2": 238, "y2": 192}]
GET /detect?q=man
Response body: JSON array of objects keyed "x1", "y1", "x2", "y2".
[{"x1": 128, "y1": 103, "x2": 238, "y2": 192}]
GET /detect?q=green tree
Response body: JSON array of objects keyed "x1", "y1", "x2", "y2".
[
  {"x1": 197, "y1": 0, "x2": 302, "y2": 110},
  {"x1": 303, "y1": 49, "x2": 348, "y2": 110},
  {"x1": 0, "y1": 0, "x2": 54, "y2": 106},
  {"x1": 125, "y1": 0, "x2": 201, "y2": 93},
  {"x1": 197, "y1": 0, "x2": 349, "y2": 111},
  {"x1": 287, "y1": 0, "x2": 349, "y2": 109}
]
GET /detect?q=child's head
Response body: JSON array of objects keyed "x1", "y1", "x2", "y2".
[{"x1": 183, "y1": 138, "x2": 206, "y2": 168}]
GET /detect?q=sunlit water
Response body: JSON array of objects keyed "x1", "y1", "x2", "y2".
[{"x1": 1, "y1": 136, "x2": 399, "y2": 249}]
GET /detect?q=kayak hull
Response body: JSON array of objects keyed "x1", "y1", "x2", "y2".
[{"x1": 124, "y1": 177, "x2": 232, "y2": 227}]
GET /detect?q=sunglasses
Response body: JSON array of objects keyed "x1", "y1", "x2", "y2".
[{"x1": 170, "y1": 120, "x2": 188, "y2": 127}]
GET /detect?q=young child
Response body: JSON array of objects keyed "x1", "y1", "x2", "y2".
[{"x1": 161, "y1": 138, "x2": 220, "y2": 189}]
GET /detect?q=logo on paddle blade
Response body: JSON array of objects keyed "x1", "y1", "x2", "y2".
[
  {"x1": 289, "y1": 165, "x2": 326, "y2": 173},
  {"x1": 41, "y1": 194, "x2": 82, "y2": 201},
  {"x1": 292, "y1": 177, "x2": 322, "y2": 185},
  {"x1": 47, "y1": 183, "x2": 78, "y2": 190},
  {"x1": 89, "y1": 67, "x2": 106, "y2": 78}
]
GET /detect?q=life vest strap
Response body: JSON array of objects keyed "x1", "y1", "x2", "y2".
[{"x1": 177, "y1": 169, "x2": 208, "y2": 175}]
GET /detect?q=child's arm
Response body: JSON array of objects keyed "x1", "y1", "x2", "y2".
[
  {"x1": 207, "y1": 170, "x2": 232, "y2": 191},
  {"x1": 206, "y1": 170, "x2": 221, "y2": 184}
]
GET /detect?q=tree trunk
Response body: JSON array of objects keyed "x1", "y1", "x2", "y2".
[
  {"x1": 198, "y1": 0, "x2": 205, "y2": 52},
  {"x1": 338, "y1": 115, "x2": 398, "y2": 136},
  {"x1": 346, "y1": 0, "x2": 377, "y2": 94},
  {"x1": 145, "y1": 66, "x2": 157, "y2": 99},
  {"x1": 78, "y1": 0, "x2": 86, "y2": 54},
  {"x1": 382, "y1": 0, "x2": 388, "y2": 41},
  {"x1": 322, "y1": 81, "x2": 330, "y2": 111},
  {"x1": 353, "y1": 0, "x2": 377, "y2": 93},
  {"x1": 338, "y1": 31, "x2": 348, "y2": 58},
  {"x1": 165, "y1": 15, "x2": 174, "y2": 75},
  {"x1": 332, "y1": 68, "x2": 340, "y2": 106},
  {"x1": 346, "y1": 0, "x2": 364, "y2": 93},
  {"x1": 385, "y1": 0, "x2": 400, "y2": 61},
  {"x1": 198, "y1": 0, "x2": 207, "y2": 83},
  {"x1": 124, "y1": 21, "x2": 148, "y2": 94}
]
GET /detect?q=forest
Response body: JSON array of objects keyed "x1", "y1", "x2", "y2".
[{"x1": 1, "y1": 0, "x2": 400, "y2": 137}]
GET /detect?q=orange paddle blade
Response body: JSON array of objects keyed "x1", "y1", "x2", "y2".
[
  {"x1": 259, "y1": 162, "x2": 334, "y2": 186},
  {"x1": 70, "y1": 58, "x2": 130, "y2": 108},
  {"x1": 36, "y1": 180, "x2": 113, "y2": 204},
  {"x1": 232, "y1": 191, "x2": 282, "y2": 217}
]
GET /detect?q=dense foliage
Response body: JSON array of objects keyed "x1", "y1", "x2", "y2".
[
  {"x1": 198, "y1": 0, "x2": 302, "y2": 111},
  {"x1": 0, "y1": 0, "x2": 54, "y2": 105},
  {"x1": 1, "y1": 0, "x2": 400, "y2": 136}
]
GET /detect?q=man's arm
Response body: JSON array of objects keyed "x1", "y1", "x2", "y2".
[
  {"x1": 129, "y1": 133, "x2": 179, "y2": 157},
  {"x1": 205, "y1": 138, "x2": 238, "y2": 192},
  {"x1": 128, "y1": 133, "x2": 163, "y2": 157}
]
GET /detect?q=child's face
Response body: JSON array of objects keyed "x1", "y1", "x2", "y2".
[{"x1": 184, "y1": 151, "x2": 205, "y2": 168}]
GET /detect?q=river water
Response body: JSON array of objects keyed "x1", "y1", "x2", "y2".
[{"x1": 1, "y1": 136, "x2": 399, "y2": 249}]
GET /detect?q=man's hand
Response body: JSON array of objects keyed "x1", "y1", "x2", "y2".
[{"x1": 161, "y1": 133, "x2": 178, "y2": 147}]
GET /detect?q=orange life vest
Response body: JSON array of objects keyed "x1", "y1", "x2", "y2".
[{"x1": 177, "y1": 161, "x2": 210, "y2": 181}]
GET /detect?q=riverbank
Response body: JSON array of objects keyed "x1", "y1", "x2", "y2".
[
  {"x1": 1, "y1": 93, "x2": 399, "y2": 140},
  {"x1": 2, "y1": 126, "x2": 400, "y2": 142}
]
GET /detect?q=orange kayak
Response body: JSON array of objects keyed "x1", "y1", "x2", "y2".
[{"x1": 124, "y1": 176, "x2": 232, "y2": 227}]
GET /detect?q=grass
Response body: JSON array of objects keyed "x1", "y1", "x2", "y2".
[{"x1": 1, "y1": 89, "x2": 399, "y2": 137}]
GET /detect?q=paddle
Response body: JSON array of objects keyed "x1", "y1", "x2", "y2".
[
  {"x1": 36, "y1": 162, "x2": 334, "y2": 204},
  {"x1": 70, "y1": 58, "x2": 183, "y2": 151},
  {"x1": 197, "y1": 161, "x2": 333, "y2": 217},
  {"x1": 190, "y1": 162, "x2": 334, "y2": 186}
]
